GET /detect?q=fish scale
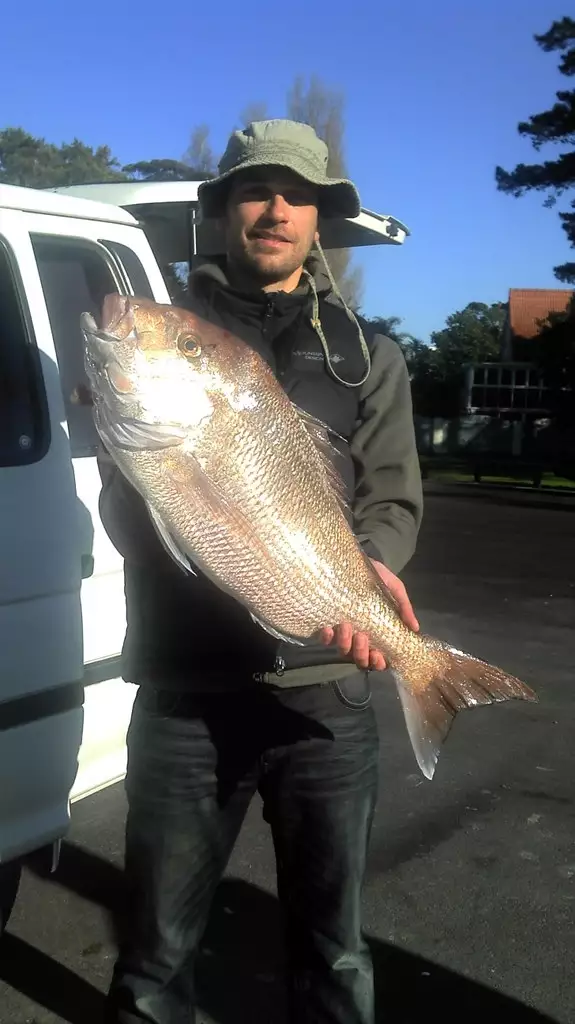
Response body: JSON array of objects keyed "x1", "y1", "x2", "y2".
[{"x1": 81, "y1": 295, "x2": 538, "y2": 781}]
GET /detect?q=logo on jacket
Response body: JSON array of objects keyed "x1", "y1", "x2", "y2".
[{"x1": 293, "y1": 349, "x2": 344, "y2": 364}]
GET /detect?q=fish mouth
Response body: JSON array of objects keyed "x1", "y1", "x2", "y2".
[
  {"x1": 81, "y1": 311, "x2": 121, "y2": 352},
  {"x1": 80, "y1": 309, "x2": 188, "y2": 453},
  {"x1": 81, "y1": 312, "x2": 135, "y2": 393}
]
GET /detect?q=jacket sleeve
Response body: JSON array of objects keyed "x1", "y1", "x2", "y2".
[
  {"x1": 97, "y1": 444, "x2": 165, "y2": 565},
  {"x1": 350, "y1": 333, "x2": 423, "y2": 575}
]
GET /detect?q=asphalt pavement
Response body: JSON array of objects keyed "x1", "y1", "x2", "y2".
[{"x1": 1, "y1": 490, "x2": 574, "y2": 1023}]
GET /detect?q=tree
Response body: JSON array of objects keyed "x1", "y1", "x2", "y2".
[
  {"x1": 287, "y1": 75, "x2": 363, "y2": 308},
  {"x1": 363, "y1": 314, "x2": 417, "y2": 347},
  {"x1": 430, "y1": 301, "x2": 505, "y2": 374},
  {"x1": 369, "y1": 302, "x2": 505, "y2": 418},
  {"x1": 238, "y1": 102, "x2": 270, "y2": 126},
  {"x1": 122, "y1": 158, "x2": 207, "y2": 182},
  {"x1": 182, "y1": 124, "x2": 216, "y2": 176},
  {"x1": 0, "y1": 127, "x2": 128, "y2": 188},
  {"x1": 420, "y1": 302, "x2": 506, "y2": 416},
  {"x1": 496, "y1": 17, "x2": 575, "y2": 282},
  {"x1": 533, "y1": 298, "x2": 575, "y2": 424},
  {"x1": 363, "y1": 314, "x2": 446, "y2": 417},
  {"x1": 403, "y1": 341, "x2": 451, "y2": 419}
]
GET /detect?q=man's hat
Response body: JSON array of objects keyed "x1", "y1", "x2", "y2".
[{"x1": 198, "y1": 119, "x2": 361, "y2": 220}]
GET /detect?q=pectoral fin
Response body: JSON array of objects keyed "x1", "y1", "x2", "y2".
[
  {"x1": 292, "y1": 404, "x2": 349, "y2": 512},
  {"x1": 147, "y1": 504, "x2": 196, "y2": 576},
  {"x1": 96, "y1": 405, "x2": 187, "y2": 452},
  {"x1": 249, "y1": 611, "x2": 305, "y2": 646}
]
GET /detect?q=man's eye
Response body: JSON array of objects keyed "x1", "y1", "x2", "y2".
[
  {"x1": 284, "y1": 190, "x2": 313, "y2": 206},
  {"x1": 239, "y1": 184, "x2": 268, "y2": 201}
]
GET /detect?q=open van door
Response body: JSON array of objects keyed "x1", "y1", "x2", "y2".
[
  {"x1": 0, "y1": 184, "x2": 170, "y2": 930},
  {"x1": 52, "y1": 181, "x2": 410, "y2": 283},
  {"x1": 0, "y1": 203, "x2": 84, "y2": 874}
]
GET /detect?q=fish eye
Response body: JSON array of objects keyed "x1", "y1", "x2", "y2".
[{"x1": 178, "y1": 334, "x2": 202, "y2": 358}]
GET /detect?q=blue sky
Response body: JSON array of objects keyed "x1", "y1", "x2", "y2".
[{"x1": 0, "y1": 0, "x2": 569, "y2": 340}]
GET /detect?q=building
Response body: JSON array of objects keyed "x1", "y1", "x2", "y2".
[
  {"x1": 501, "y1": 288, "x2": 573, "y2": 360},
  {"x1": 463, "y1": 287, "x2": 573, "y2": 416}
]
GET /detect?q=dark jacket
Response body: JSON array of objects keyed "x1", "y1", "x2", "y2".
[{"x1": 97, "y1": 259, "x2": 424, "y2": 691}]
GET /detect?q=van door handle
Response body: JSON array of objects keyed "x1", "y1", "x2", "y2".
[{"x1": 81, "y1": 554, "x2": 95, "y2": 579}]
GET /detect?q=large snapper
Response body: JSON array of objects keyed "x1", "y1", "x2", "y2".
[{"x1": 80, "y1": 295, "x2": 537, "y2": 779}]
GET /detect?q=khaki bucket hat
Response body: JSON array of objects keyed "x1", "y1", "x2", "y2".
[{"x1": 198, "y1": 119, "x2": 361, "y2": 220}]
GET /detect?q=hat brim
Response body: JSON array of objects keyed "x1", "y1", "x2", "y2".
[{"x1": 198, "y1": 154, "x2": 360, "y2": 221}]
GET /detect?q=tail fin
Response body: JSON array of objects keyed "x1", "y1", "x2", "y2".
[{"x1": 393, "y1": 644, "x2": 538, "y2": 781}]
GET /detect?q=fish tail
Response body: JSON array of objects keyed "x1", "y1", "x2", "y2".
[{"x1": 393, "y1": 643, "x2": 538, "y2": 781}]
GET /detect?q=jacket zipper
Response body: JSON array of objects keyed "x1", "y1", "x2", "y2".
[
  {"x1": 262, "y1": 298, "x2": 275, "y2": 338},
  {"x1": 265, "y1": 297, "x2": 285, "y2": 677}
]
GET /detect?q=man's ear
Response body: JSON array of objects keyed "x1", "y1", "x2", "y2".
[{"x1": 314, "y1": 229, "x2": 320, "y2": 244}]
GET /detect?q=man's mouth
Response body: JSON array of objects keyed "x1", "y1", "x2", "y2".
[{"x1": 250, "y1": 231, "x2": 291, "y2": 246}]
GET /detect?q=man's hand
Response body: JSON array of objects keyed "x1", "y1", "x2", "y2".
[{"x1": 317, "y1": 559, "x2": 419, "y2": 671}]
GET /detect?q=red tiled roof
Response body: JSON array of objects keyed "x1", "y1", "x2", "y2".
[{"x1": 508, "y1": 288, "x2": 572, "y2": 339}]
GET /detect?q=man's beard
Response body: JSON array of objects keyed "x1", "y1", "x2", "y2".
[{"x1": 230, "y1": 240, "x2": 311, "y2": 287}]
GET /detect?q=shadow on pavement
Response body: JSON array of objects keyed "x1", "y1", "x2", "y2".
[
  {"x1": 197, "y1": 878, "x2": 558, "y2": 1024},
  {"x1": 0, "y1": 932, "x2": 105, "y2": 1024},
  {"x1": 4, "y1": 843, "x2": 559, "y2": 1023}
]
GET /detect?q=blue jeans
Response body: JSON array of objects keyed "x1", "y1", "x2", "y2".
[{"x1": 106, "y1": 678, "x2": 379, "y2": 1023}]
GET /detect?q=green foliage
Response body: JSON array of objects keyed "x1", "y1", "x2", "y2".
[
  {"x1": 363, "y1": 315, "x2": 413, "y2": 346},
  {"x1": 122, "y1": 159, "x2": 208, "y2": 182},
  {"x1": 429, "y1": 301, "x2": 506, "y2": 372},
  {"x1": 532, "y1": 296, "x2": 575, "y2": 423},
  {"x1": 369, "y1": 304, "x2": 506, "y2": 418},
  {"x1": 0, "y1": 129, "x2": 214, "y2": 189},
  {"x1": 496, "y1": 17, "x2": 575, "y2": 282},
  {"x1": 0, "y1": 127, "x2": 128, "y2": 188}
]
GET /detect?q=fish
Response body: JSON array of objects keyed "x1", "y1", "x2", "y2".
[{"x1": 80, "y1": 294, "x2": 538, "y2": 780}]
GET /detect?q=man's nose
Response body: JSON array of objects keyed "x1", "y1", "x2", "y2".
[{"x1": 265, "y1": 193, "x2": 290, "y2": 221}]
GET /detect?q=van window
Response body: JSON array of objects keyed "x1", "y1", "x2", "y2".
[
  {"x1": 101, "y1": 240, "x2": 155, "y2": 300},
  {"x1": 0, "y1": 239, "x2": 49, "y2": 467},
  {"x1": 32, "y1": 236, "x2": 124, "y2": 458}
]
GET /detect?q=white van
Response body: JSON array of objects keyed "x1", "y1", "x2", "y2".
[{"x1": 0, "y1": 181, "x2": 408, "y2": 929}]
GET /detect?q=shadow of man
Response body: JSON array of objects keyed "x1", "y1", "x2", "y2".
[
  {"x1": 5, "y1": 846, "x2": 561, "y2": 1024},
  {"x1": 0, "y1": 932, "x2": 105, "y2": 1024},
  {"x1": 196, "y1": 877, "x2": 559, "y2": 1024}
]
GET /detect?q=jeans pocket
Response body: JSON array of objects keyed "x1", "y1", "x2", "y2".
[
  {"x1": 331, "y1": 672, "x2": 372, "y2": 710},
  {"x1": 135, "y1": 686, "x2": 184, "y2": 718}
]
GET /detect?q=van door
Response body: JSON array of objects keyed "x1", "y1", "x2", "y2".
[
  {"x1": 23, "y1": 218, "x2": 170, "y2": 801},
  {"x1": 0, "y1": 215, "x2": 83, "y2": 864}
]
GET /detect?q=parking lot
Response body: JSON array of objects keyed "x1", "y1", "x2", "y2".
[{"x1": 1, "y1": 487, "x2": 574, "y2": 1023}]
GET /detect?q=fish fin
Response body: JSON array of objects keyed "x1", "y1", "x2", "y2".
[
  {"x1": 95, "y1": 404, "x2": 187, "y2": 453},
  {"x1": 249, "y1": 611, "x2": 306, "y2": 646},
  {"x1": 158, "y1": 450, "x2": 287, "y2": 588},
  {"x1": 292, "y1": 404, "x2": 349, "y2": 512},
  {"x1": 392, "y1": 645, "x2": 538, "y2": 781},
  {"x1": 292, "y1": 405, "x2": 346, "y2": 448},
  {"x1": 147, "y1": 504, "x2": 197, "y2": 576}
]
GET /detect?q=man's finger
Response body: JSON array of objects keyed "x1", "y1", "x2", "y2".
[
  {"x1": 369, "y1": 649, "x2": 386, "y2": 671},
  {"x1": 318, "y1": 626, "x2": 334, "y2": 645},
  {"x1": 318, "y1": 622, "x2": 391, "y2": 672},
  {"x1": 399, "y1": 598, "x2": 419, "y2": 632},
  {"x1": 351, "y1": 631, "x2": 370, "y2": 669},
  {"x1": 335, "y1": 622, "x2": 354, "y2": 656}
]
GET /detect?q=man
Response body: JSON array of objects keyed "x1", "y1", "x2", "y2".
[{"x1": 101, "y1": 119, "x2": 423, "y2": 1024}]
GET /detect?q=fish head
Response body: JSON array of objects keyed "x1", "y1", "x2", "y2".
[{"x1": 81, "y1": 295, "x2": 253, "y2": 452}]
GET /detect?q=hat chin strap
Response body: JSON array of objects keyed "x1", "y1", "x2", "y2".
[{"x1": 303, "y1": 238, "x2": 371, "y2": 389}]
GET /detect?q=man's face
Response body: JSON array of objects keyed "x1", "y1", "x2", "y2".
[{"x1": 224, "y1": 167, "x2": 319, "y2": 288}]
